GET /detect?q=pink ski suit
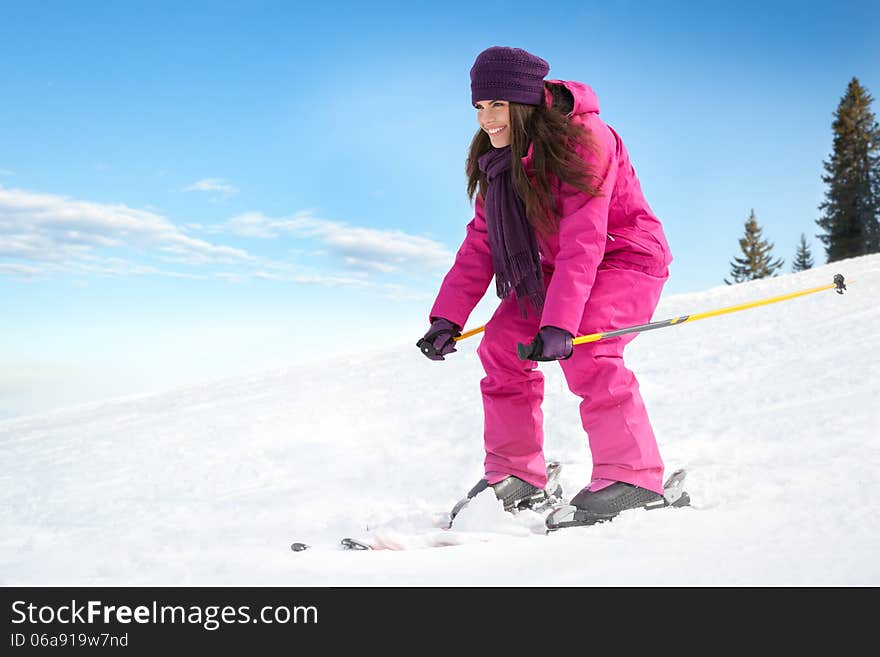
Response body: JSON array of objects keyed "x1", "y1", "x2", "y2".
[{"x1": 430, "y1": 80, "x2": 673, "y2": 495}]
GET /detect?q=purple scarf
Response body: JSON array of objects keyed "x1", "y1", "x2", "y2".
[{"x1": 478, "y1": 146, "x2": 545, "y2": 316}]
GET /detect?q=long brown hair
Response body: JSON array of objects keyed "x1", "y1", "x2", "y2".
[{"x1": 466, "y1": 82, "x2": 602, "y2": 236}]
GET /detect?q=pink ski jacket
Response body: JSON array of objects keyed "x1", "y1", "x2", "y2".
[{"x1": 430, "y1": 80, "x2": 672, "y2": 335}]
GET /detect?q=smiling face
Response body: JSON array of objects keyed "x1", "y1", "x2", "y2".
[{"x1": 474, "y1": 99, "x2": 511, "y2": 148}]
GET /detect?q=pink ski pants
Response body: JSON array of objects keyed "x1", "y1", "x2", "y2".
[{"x1": 477, "y1": 266, "x2": 667, "y2": 495}]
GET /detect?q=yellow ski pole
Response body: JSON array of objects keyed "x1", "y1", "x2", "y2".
[
  {"x1": 452, "y1": 274, "x2": 849, "y2": 352},
  {"x1": 568, "y1": 273, "x2": 848, "y2": 347},
  {"x1": 454, "y1": 325, "x2": 487, "y2": 341}
]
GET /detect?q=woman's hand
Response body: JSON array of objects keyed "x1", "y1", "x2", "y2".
[
  {"x1": 516, "y1": 326, "x2": 573, "y2": 361},
  {"x1": 417, "y1": 318, "x2": 461, "y2": 361}
]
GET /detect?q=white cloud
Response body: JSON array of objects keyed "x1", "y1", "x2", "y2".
[
  {"x1": 0, "y1": 185, "x2": 252, "y2": 272},
  {"x1": 343, "y1": 256, "x2": 396, "y2": 273},
  {"x1": 0, "y1": 262, "x2": 44, "y2": 277},
  {"x1": 214, "y1": 211, "x2": 295, "y2": 238},
  {"x1": 215, "y1": 211, "x2": 454, "y2": 273},
  {"x1": 380, "y1": 283, "x2": 434, "y2": 302},
  {"x1": 0, "y1": 185, "x2": 441, "y2": 299},
  {"x1": 290, "y1": 272, "x2": 369, "y2": 287},
  {"x1": 184, "y1": 178, "x2": 239, "y2": 194}
]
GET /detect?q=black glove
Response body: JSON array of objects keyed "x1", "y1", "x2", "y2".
[
  {"x1": 517, "y1": 326, "x2": 574, "y2": 361},
  {"x1": 417, "y1": 317, "x2": 461, "y2": 361}
]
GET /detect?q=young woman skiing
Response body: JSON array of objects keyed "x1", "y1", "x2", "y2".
[{"x1": 418, "y1": 46, "x2": 680, "y2": 528}]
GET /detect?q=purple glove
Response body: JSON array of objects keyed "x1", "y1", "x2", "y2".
[
  {"x1": 417, "y1": 317, "x2": 461, "y2": 361},
  {"x1": 516, "y1": 325, "x2": 573, "y2": 361}
]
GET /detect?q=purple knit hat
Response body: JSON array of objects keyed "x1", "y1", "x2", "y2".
[{"x1": 470, "y1": 46, "x2": 550, "y2": 106}]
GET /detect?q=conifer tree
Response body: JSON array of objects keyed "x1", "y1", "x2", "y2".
[
  {"x1": 816, "y1": 77, "x2": 880, "y2": 261},
  {"x1": 792, "y1": 233, "x2": 814, "y2": 272},
  {"x1": 725, "y1": 209, "x2": 784, "y2": 284}
]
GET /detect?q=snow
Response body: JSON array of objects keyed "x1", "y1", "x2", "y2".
[{"x1": 1, "y1": 255, "x2": 878, "y2": 586}]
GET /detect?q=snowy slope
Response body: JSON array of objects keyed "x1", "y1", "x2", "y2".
[{"x1": 1, "y1": 255, "x2": 878, "y2": 586}]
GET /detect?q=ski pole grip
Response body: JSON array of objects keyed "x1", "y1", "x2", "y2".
[
  {"x1": 517, "y1": 335, "x2": 544, "y2": 361},
  {"x1": 417, "y1": 337, "x2": 439, "y2": 359}
]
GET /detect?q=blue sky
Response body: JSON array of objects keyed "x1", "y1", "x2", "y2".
[{"x1": 1, "y1": 0, "x2": 878, "y2": 418}]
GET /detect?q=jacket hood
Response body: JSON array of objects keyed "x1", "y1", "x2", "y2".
[
  {"x1": 520, "y1": 79, "x2": 601, "y2": 172},
  {"x1": 545, "y1": 79, "x2": 600, "y2": 117}
]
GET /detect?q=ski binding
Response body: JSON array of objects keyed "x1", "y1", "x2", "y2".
[{"x1": 545, "y1": 468, "x2": 690, "y2": 532}]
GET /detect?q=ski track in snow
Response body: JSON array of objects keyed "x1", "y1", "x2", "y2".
[{"x1": 1, "y1": 255, "x2": 878, "y2": 585}]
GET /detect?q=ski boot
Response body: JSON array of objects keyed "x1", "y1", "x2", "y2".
[
  {"x1": 545, "y1": 468, "x2": 690, "y2": 531},
  {"x1": 449, "y1": 460, "x2": 564, "y2": 527}
]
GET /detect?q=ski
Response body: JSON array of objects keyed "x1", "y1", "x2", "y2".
[
  {"x1": 545, "y1": 468, "x2": 690, "y2": 531},
  {"x1": 290, "y1": 466, "x2": 690, "y2": 551},
  {"x1": 290, "y1": 538, "x2": 373, "y2": 552}
]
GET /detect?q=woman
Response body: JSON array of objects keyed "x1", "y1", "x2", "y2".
[{"x1": 418, "y1": 46, "x2": 679, "y2": 528}]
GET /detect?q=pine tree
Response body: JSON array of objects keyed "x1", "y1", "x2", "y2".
[
  {"x1": 792, "y1": 233, "x2": 814, "y2": 272},
  {"x1": 816, "y1": 77, "x2": 880, "y2": 262},
  {"x1": 725, "y1": 209, "x2": 784, "y2": 284}
]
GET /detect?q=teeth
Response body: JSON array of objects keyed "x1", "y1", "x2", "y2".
[{"x1": 486, "y1": 126, "x2": 505, "y2": 134}]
